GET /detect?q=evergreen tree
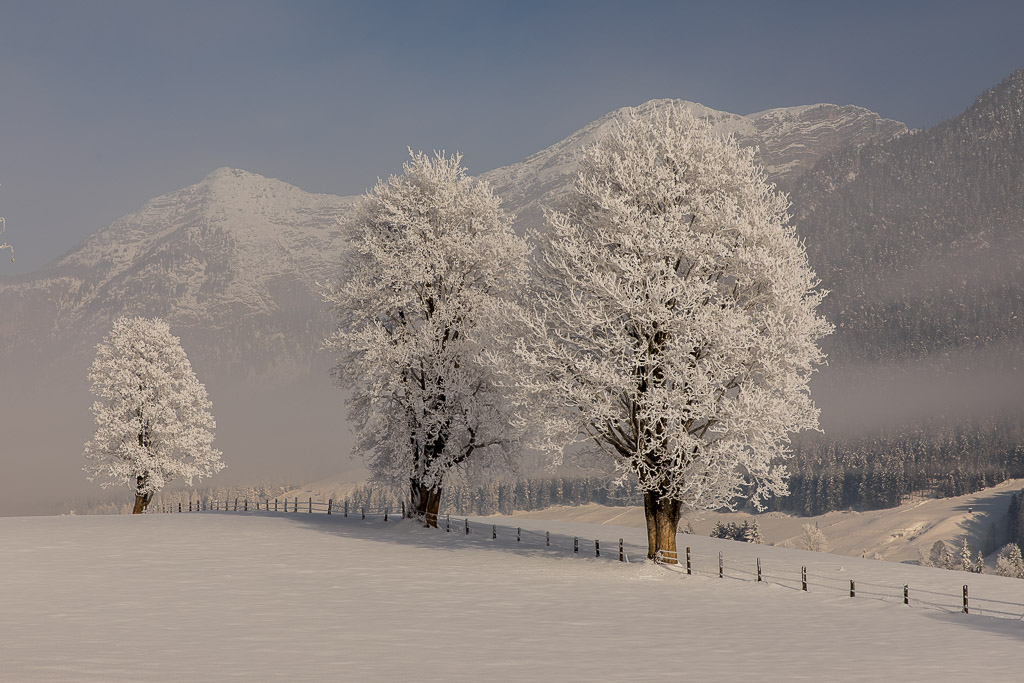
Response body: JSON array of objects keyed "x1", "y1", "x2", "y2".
[{"x1": 995, "y1": 543, "x2": 1024, "y2": 578}]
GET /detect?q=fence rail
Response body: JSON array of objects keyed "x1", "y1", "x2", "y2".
[{"x1": 154, "y1": 496, "x2": 1024, "y2": 622}]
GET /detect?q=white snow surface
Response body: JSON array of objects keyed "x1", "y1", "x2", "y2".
[{"x1": 1, "y1": 512, "x2": 1022, "y2": 681}]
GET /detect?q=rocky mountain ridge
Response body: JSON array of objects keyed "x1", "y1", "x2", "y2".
[{"x1": 481, "y1": 99, "x2": 906, "y2": 232}]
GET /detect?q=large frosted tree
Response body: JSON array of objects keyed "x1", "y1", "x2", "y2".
[
  {"x1": 323, "y1": 151, "x2": 528, "y2": 526},
  {"x1": 84, "y1": 316, "x2": 224, "y2": 513},
  {"x1": 512, "y1": 106, "x2": 830, "y2": 560}
]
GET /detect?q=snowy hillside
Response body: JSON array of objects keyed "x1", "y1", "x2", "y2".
[
  {"x1": 500, "y1": 479, "x2": 1024, "y2": 566},
  {"x1": 480, "y1": 99, "x2": 905, "y2": 234},
  {"x1": 1, "y1": 512, "x2": 1021, "y2": 680},
  {"x1": 0, "y1": 168, "x2": 357, "y2": 371}
]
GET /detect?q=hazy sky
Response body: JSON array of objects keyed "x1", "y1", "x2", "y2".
[{"x1": 1, "y1": 0, "x2": 1023, "y2": 273}]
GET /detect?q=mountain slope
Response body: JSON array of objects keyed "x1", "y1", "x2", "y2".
[
  {"x1": 793, "y1": 70, "x2": 1024, "y2": 367},
  {"x1": 0, "y1": 168, "x2": 358, "y2": 373},
  {"x1": 481, "y1": 99, "x2": 905, "y2": 232}
]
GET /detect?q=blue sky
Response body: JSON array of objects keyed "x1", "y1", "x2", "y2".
[{"x1": 1, "y1": 0, "x2": 1023, "y2": 273}]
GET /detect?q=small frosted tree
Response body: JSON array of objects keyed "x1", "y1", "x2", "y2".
[
  {"x1": 323, "y1": 151, "x2": 529, "y2": 526},
  {"x1": 1, "y1": 212, "x2": 13, "y2": 262},
  {"x1": 801, "y1": 523, "x2": 829, "y2": 552},
  {"x1": 926, "y1": 540, "x2": 955, "y2": 569},
  {"x1": 509, "y1": 105, "x2": 830, "y2": 560},
  {"x1": 995, "y1": 544, "x2": 1024, "y2": 579},
  {"x1": 84, "y1": 317, "x2": 224, "y2": 513},
  {"x1": 958, "y1": 539, "x2": 974, "y2": 572}
]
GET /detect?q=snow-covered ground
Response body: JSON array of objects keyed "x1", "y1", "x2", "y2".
[
  {"x1": 499, "y1": 479, "x2": 1024, "y2": 565},
  {"x1": 2, "y1": 512, "x2": 1022, "y2": 681}
]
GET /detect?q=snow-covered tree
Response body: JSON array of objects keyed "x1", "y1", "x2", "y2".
[
  {"x1": 0, "y1": 212, "x2": 13, "y2": 262},
  {"x1": 323, "y1": 151, "x2": 529, "y2": 526},
  {"x1": 800, "y1": 523, "x2": 829, "y2": 553},
  {"x1": 995, "y1": 543, "x2": 1024, "y2": 579},
  {"x1": 742, "y1": 520, "x2": 764, "y2": 544},
  {"x1": 508, "y1": 105, "x2": 830, "y2": 560},
  {"x1": 84, "y1": 317, "x2": 224, "y2": 513},
  {"x1": 925, "y1": 540, "x2": 955, "y2": 569},
  {"x1": 958, "y1": 539, "x2": 974, "y2": 572}
]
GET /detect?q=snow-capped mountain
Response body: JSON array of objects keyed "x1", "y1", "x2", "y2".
[
  {"x1": 0, "y1": 100, "x2": 902, "y2": 377},
  {"x1": 0, "y1": 168, "x2": 358, "y2": 374},
  {"x1": 481, "y1": 99, "x2": 906, "y2": 232},
  {"x1": 0, "y1": 98, "x2": 906, "y2": 515}
]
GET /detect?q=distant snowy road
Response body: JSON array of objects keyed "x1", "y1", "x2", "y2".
[{"x1": 1, "y1": 513, "x2": 1021, "y2": 680}]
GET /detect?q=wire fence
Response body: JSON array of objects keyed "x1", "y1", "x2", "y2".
[
  {"x1": 155, "y1": 496, "x2": 1024, "y2": 621},
  {"x1": 156, "y1": 496, "x2": 633, "y2": 563},
  {"x1": 654, "y1": 546, "x2": 1024, "y2": 620}
]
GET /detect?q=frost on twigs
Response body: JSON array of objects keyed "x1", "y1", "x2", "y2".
[
  {"x1": 83, "y1": 317, "x2": 224, "y2": 513},
  {"x1": 505, "y1": 104, "x2": 831, "y2": 559},
  {"x1": 322, "y1": 151, "x2": 529, "y2": 525}
]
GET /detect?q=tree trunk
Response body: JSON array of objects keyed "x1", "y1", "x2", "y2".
[
  {"x1": 643, "y1": 491, "x2": 682, "y2": 562},
  {"x1": 410, "y1": 480, "x2": 442, "y2": 528},
  {"x1": 132, "y1": 491, "x2": 153, "y2": 514}
]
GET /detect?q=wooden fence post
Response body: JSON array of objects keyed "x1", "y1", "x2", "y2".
[
  {"x1": 492, "y1": 524, "x2": 496, "y2": 539},
  {"x1": 686, "y1": 547, "x2": 691, "y2": 575},
  {"x1": 904, "y1": 584, "x2": 909, "y2": 605},
  {"x1": 465, "y1": 518, "x2": 469, "y2": 535},
  {"x1": 178, "y1": 502, "x2": 182, "y2": 513},
  {"x1": 344, "y1": 500, "x2": 348, "y2": 517},
  {"x1": 574, "y1": 537, "x2": 578, "y2": 554},
  {"x1": 850, "y1": 580, "x2": 856, "y2": 598},
  {"x1": 619, "y1": 538, "x2": 624, "y2": 562},
  {"x1": 234, "y1": 498, "x2": 238, "y2": 512},
  {"x1": 244, "y1": 499, "x2": 247, "y2": 512},
  {"x1": 328, "y1": 499, "x2": 332, "y2": 515},
  {"x1": 517, "y1": 527, "x2": 521, "y2": 542},
  {"x1": 595, "y1": 540, "x2": 600, "y2": 557},
  {"x1": 719, "y1": 552, "x2": 723, "y2": 578},
  {"x1": 963, "y1": 585, "x2": 969, "y2": 614},
  {"x1": 308, "y1": 498, "x2": 312, "y2": 514},
  {"x1": 757, "y1": 557, "x2": 762, "y2": 582},
  {"x1": 802, "y1": 566, "x2": 808, "y2": 592},
  {"x1": 546, "y1": 531, "x2": 550, "y2": 547},
  {"x1": 384, "y1": 508, "x2": 389, "y2": 522},
  {"x1": 274, "y1": 498, "x2": 278, "y2": 512}
]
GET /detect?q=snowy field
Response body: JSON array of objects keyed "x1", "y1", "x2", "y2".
[
  {"x1": 2, "y1": 512, "x2": 1023, "y2": 681},
  {"x1": 499, "y1": 478, "x2": 1024, "y2": 565}
]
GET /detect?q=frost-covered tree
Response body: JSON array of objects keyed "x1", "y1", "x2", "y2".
[
  {"x1": 0, "y1": 212, "x2": 13, "y2": 261},
  {"x1": 323, "y1": 151, "x2": 529, "y2": 526},
  {"x1": 509, "y1": 105, "x2": 830, "y2": 560},
  {"x1": 995, "y1": 543, "x2": 1024, "y2": 579},
  {"x1": 800, "y1": 523, "x2": 829, "y2": 553},
  {"x1": 84, "y1": 317, "x2": 224, "y2": 513},
  {"x1": 958, "y1": 539, "x2": 974, "y2": 572},
  {"x1": 926, "y1": 540, "x2": 955, "y2": 569}
]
